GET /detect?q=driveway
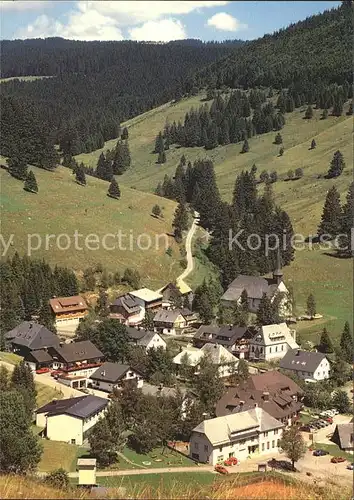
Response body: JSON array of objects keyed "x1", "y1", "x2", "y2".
[{"x1": 176, "y1": 211, "x2": 199, "y2": 287}]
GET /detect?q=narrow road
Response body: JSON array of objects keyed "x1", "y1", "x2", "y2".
[
  {"x1": 68, "y1": 465, "x2": 214, "y2": 478},
  {"x1": 176, "y1": 211, "x2": 199, "y2": 287}
]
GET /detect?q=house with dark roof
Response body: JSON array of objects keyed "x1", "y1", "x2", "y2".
[
  {"x1": 190, "y1": 407, "x2": 284, "y2": 465},
  {"x1": 126, "y1": 326, "x2": 166, "y2": 351},
  {"x1": 280, "y1": 349, "x2": 330, "y2": 381},
  {"x1": 89, "y1": 362, "x2": 144, "y2": 392},
  {"x1": 221, "y1": 269, "x2": 292, "y2": 318},
  {"x1": 48, "y1": 341, "x2": 104, "y2": 388},
  {"x1": 215, "y1": 371, "x2": 303, "y2": 426},
  {"x1": 36, "y1": 395, "x2": 108, "y2": 445},
  {"x1": 331, "y1": 423, "x2": 354, "y2": 452},
  {"x1": 5, "y1": 321, "x2": 60, "y2": 358},
  {"x1": 109, "y1": 293, "x2": 145, "y2": 326},
  {"x1": 157, "y1": 282, "x2": 193, "y2": 309},
  {"x1": 193, "y1": 325, "x2": 253, "y2": 358},
  {"x1": 49, "y1": 295, "x2": 88, "y2": 329},
  {"x1": 153, "y1": 309, "x2": 188, "y2": 335}
]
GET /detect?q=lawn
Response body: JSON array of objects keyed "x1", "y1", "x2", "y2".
[
  {"x1": 0, "y1": 164, "x2": 181, "y2": 288},
  {"x1": 0, "y1": 351, "x2": 23, "y2": 365},
  {"x1": 299, "y1": 412, "x2": 313, "y2": 425},
  {"x1": 35, "y1": 382, "x2": 64, "y2": 407},
  {"x1": 311, "y1": 442, "x2": 353, "y2": 462},
  {"x1": 104, "y1": 446, "x2": 196, "y2": 470},
  {"x1": 38, "y1": 440, "x2": 87, "y2": 473}
]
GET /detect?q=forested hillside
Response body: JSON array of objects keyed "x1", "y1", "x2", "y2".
[
  {"x1": 0, "y1": 38, "x2": 239, "y2": 156},
  {"x1": 199, "y1": 2, "x2": 352, "y2": 91}
]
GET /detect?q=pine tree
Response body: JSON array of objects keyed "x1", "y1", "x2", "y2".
[
  {"x1": 23, "y1": 170, "x2": 38, "y2": 193},
  {"x1": 318, "y1": 186, "x2": 342, "y2": 237},
  {"x1": 304, "y1": 105, "x2": 313, "y2": 119},
  {"x1": 157, "y1": 150, "x2": 166, "y2": 164},
  {"x1": 152, "y1": 204, "x2": 162, "y2": 218},
  {"x1": 332, "y1": 97, "x2": 343, "y2": 116},
  {"x1": 121, "y1": 127, "x2": 129, "y2": 140},
  {"x1": 306, "y1": 294, "x2": 316, "y2": 318},
  {"x1": 327, "y1": 150, "x2": 345, "y2": 178},
  {"x1": 318, "y1": 328, "x2": 334, "y2": 353},
  {"x1": 269, "y1": 171, "x2": 278, "y2": 183},
  {"x1": 340, "y1": 321, "x2": 353, "y2": 364},
  {"x1": 172, "y1": 203, "x2": 189, "y2": 242},
  {"x1": 310, "y1": 139, "x2": 316, "y2": 149},
  {"x1": 340, "y1": 182, "x2": 354, "y2": 255},
  {"x1": 38, "y1": 302, "x2": 56, "y2": 333},
  {"x1": 75, "y1": 163, "x2": 86, "y2": 185},
  {"x1": 154, "y1": 132, "x2": 164, "y2": 154},
  {"x1": 107, "y1": 178, "x2": 121, "y2": 199},
  {"x1": 7, "y1": 157, "x2": 28, "y2": 180},
  {"x1": 346, "y1": 102, "x2": 353, "y2": 116},
  {"x1": 274, "y1": 133, "x2": 283, "y2": 145},
  {"x1": 295, "y1": 167, "x2": 303, "y2": 178},
  {"x1": 321, "y1": 108, "x2": 328, "y2": 119},
  {"x1": 11, "y1": 361, "x2": 37, "y2": 417},
  {"x1": 96, "y1": 152, "x2": 113, "y2": 181},
  {"x1": 241, "y1": 139, "x2": 249, "y2": 153},
  {"x1": 256, "y1": 293, "x2": 277, "y2": 326}
]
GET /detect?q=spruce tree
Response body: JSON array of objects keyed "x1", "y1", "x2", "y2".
[
  {"x1": 321, "y1": 108, "x2": 328, "y2": 120},
  {"x1": 157, "y1": 150, "x2": 166, "y2": 164},
  {"x1": 152, "y1": 204, "x2": 162, "y2": 218},
  {"x1": 121, "y1": 127, "x2": 129, "y2": 140},
  {"x1": 107, "y1": 178, "x2": 121, "y2": 199},
  {"x1": 75, "y1": 163, "x2": 86, "y2": 185},
  {"x1": 340, "y1": 321, "x2": 353, "y2": 364},
  {"x1": 332, "y1": 97, "x2": 343, "y2": 116},
  {"x1": 304, "y1": 105, "x2": 313, "y2": 119},
  {"x1": 310, "y1": 139, "x2": 316, "y2": 149},
  {"x1": 346, "y1": 102, "x2": 353, "y2": 116},
  {"x1": 7, "y1": 157, "x2": 28, "y2": 180},
  {"x1": 318, "y1": 328, "x2": 334, "y2": 353},
  {"x1": 23, "y1": 171, "x2": 38, "y2": 193},
  {"x1": 274, "y1": 133, "x2": 283, "y2": 145},
  {"x1": 279, "y1": 147, "x2": 284, "y2": 156},
  {"x1": 327, "y1": 150, "x2": 345, "y2": 178},
  {"x1": 256, "y1": 293, "x2": 277, "y2": 326},
  {"x1": 318, "y1": 186, "x2": 342, "y2": 237},
  {"x1": 241, "y1": 139, "x2": 249, "y2": 153},
  {"x1": 306, "y1": 293, "x2": 316, "y2": 318},
  {"x1": 172, "y1": 203, "x2": 189, "y2": 242},
  {"x1": 154, "y1": 132, "x2": 164, "y2": 154},
  {"x1": 340, "y1": 182, "x2": 354, "y2": 255}
]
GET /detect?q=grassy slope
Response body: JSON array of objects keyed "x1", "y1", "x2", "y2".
[
  {"x1": 1, "y1": 165, "x2": 180, "y2": 289},
  {"x1": 76, "y1": 95, "x2": 352, "y2": 340}
]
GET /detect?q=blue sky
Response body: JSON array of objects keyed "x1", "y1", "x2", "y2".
[{"x1": 0, "y1": 1, "x2": 341, "y2": 42}]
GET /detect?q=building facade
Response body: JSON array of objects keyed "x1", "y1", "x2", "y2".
[
  {"x1": 248, "y1": 323, "x2": 298, "y2": 362},
  {"x1": 49, "y1": 296, "x2": 88, "y2": 328},
  {"x1": 280, "y1": 349, "x2": 330, "y2": 381}
]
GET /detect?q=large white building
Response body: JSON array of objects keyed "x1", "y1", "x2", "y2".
[
  {"x1": 173, "y1": 343, "x2": 238, "y2": 378},
  {"x1": 190, "y1": 407, "x2": 284, "y2": 465},
  {"x1": 280, "y1": 349, "x2": 330, "y2": 381},
  {"x1": 248, "y1": 323, "x2": 298, "y2": 362}
]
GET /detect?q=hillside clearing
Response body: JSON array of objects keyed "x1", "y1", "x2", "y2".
[{"x1": 1, "y1": 165, "x2": 180, "y2": 288}]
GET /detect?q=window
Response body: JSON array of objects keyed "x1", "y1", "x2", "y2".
[
  {"x1": 269, "y1": 347, "x2": 272, "y2": 353},
  {"x1": 71, "y1": 439, "x2": 76, "y2": 445},
  {"x1": 204, "y1": 445, "x2": 208, "y2": 452},
  {"x1": 264, "y1": 432, "x2": 268, "y2": 437},
  {"x1": 262, "y1": 443, "x2": 265, "y2": 451},
  {"x1": 219, "y1": 446, "x2": 223, "y2": 452},
  {"x1": 275, "y1": 346, "x2": 278, "y2": 352},
  {"x1": 274, "y1": 429, "x2": 278, "y2": 435},
  {"x1": 194, "y1": 442, "x2": 199, "y2": 450},
  {"x1": 267, "y1": 442, "x2": 270, "y2": 449},
  {"x1": 217, "y1": 455, "x2": 224, "y2": 462},
  {"x1": 277, "y1": 440, "x2": 280, "y2": 447},
  {"x1": 272, "y1": 440, "x2": 275, "y2": 448}
]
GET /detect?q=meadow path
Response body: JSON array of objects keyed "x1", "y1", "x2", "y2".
[{"x1": 176, "y1": 211, "x2": 200, "y2": 288}]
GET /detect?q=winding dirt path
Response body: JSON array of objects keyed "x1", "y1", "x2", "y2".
[{"x1": 176, "y1": 211, "x2": 199, "y2": 288}]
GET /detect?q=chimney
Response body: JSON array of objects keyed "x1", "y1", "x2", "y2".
[{"x1": 263, "y1": 391, "x2": 269, "y2": 401}]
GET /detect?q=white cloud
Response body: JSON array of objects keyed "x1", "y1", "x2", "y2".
[
  {"x1": 0, "y1": 1, "x2": 51, "y2": 11},
  {"x1": 129, "y1": 19, "x2": 186, "y2": 42},
  {"x1": 207, "y1": 12, "x2": 248, "y2": 32},
  {"x1": 14, "y1": 1, "x2": 230, "y2": 41}
]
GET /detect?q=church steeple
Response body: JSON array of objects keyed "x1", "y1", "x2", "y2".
[{"x1": 273, "y1": 249, "x2": 283, "y2": 285}]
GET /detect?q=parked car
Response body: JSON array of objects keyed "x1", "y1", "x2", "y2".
[
  {"x1": 330, "y1": 409, "x2": 339, "y2": 415},
  {"x1": 224, "y1": 457, "x2": 238, "y2": 466},
  {"x1": 51, "y1": 370, "x2": 63, "y2": 377},
  {"x1": 317, "y1": 420, "x2": 327, "y2": 428},
  {"x1": 326, "y1": 417, "x2": 333, "y2": 424},
  {"x1": 313, "y1": 449, "x2": 329, "y2": 456},
  {"x1": 331, "y1": 456, "x2": 346, "y2": 463},
  {"x1": 36, "y1": 367, "x2": 50, "y2": 374},
  {"x1": 346, "y1": 463, "x2": 354, "y2": 470},
  {"x1": 214, "y1": 465, "x2": 229, "y2": 474}
]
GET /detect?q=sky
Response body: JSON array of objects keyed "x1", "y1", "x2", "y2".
[{"x1": 0, "y1": 1, "x2": 341, "y2": 42}]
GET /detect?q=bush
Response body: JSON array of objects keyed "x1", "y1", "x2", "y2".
[
  {"x1": 44, "y1": 468, "x2": 69, "y2": 489},
  {"x1": 166, "y1": 246, "x2": 173, "y2": 257}
]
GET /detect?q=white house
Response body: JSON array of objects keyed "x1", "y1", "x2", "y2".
[
  {"x1": 173, "y1": 343, "x2": 238, "y2": 378},
  {"x1": 89, "y1": 362, "x2": 144, "y2": 392},
  {"x1": 126, "y1": 327, "x2": 166, "y2": 351},
  {"x1": 248, "y1": 323, "x2": 298, "y2": 362},
  {"x1": 221, "y1": 269, "x2": 292, "y2": 318},
  {"x1": 36, "y1": 395, "x2": 108, "y2": 446},
  {"x1": 190, "y1": 407, "x2": 284, "y2": 465},
  {"x1": 280, "y1": 349, "x2": 330, "y2": 381},
  {"x1": 153, "y1": 309, "x2": 187, "y2": 335}
]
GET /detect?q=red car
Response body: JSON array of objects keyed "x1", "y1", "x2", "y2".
[
  {"x1": 224, "y1": 457, "x2": 238, "y2": 466},
  {"x1": 326, "y1": 417, "x2": 333, "y2": 424},
  {"x1": 51, "y1": 370, "x2": 63, "y2": 377},
  {"x1": 36, "y1": 367, "x2": 50, "y2": 374},
  {"x1": 214, "y1": 465, "x2": 229, "y2": 474},
  {"x1": 331, "y1": 456, "x2": 346, "y2": 463}
]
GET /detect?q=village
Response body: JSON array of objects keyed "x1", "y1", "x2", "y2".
[{"x1": 1, "y1": 260, "x2": 353, "y2": 490}]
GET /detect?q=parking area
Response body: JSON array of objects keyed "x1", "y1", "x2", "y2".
[{"x1": 306, "y1": 414, "x2": 352, "y2": 444}]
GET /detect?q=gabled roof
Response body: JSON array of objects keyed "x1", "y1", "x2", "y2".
[
  {"x1": 129, "y1": 288, "x2": 162, "y2": 303},
  {"x1": 90, "y1": 362, "x2": 143, "y2": 383},
  {"x1": 201, "y1": 343, "x2": 237, "y2": 365},
  {"x1": 280, "y1": 349, "x2": 327, "y2": 373},
  {"x1": 141, "y1": 383, "x2": 189, "y2": 398},
  {"x1": 194, "y1": 325, "x2": 248, "y2": 346},
  {"x1": 36, "y1": 395, "x2": 108, "y2": 418},
  {"x1": 192, "y1": 408, "x2": 283, "y2": 446},
  {"x1": 221, "y1": 275, "x2": 276, "y2": 302},
  {"x1": 51, "y1": 340, "x2": 103, "y2": 363},
  {"x1": 49, "y1": 295, "x2": 88, "y2": 314},
  {"x1": 154, "y1": 309, "x2": 184, "y2": 323},
  {"x1": 5, "y1": 321, "x2": 59, "y2": 350},
  {"x1": 111, "y1": 294, "x2": 141, "y2": 313},
  {"x1": 252, "y1": 323, "x2": 298, "y2": 349},
  {"x1": 28, "y1": 350, "x2": 53, "y2": 363},
  {"x1": 334, "y1": 424, "x2": 354, "y2": 450},
  {"x1": 247, "y1": 370, "x2": 304, "y2": 394}
]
